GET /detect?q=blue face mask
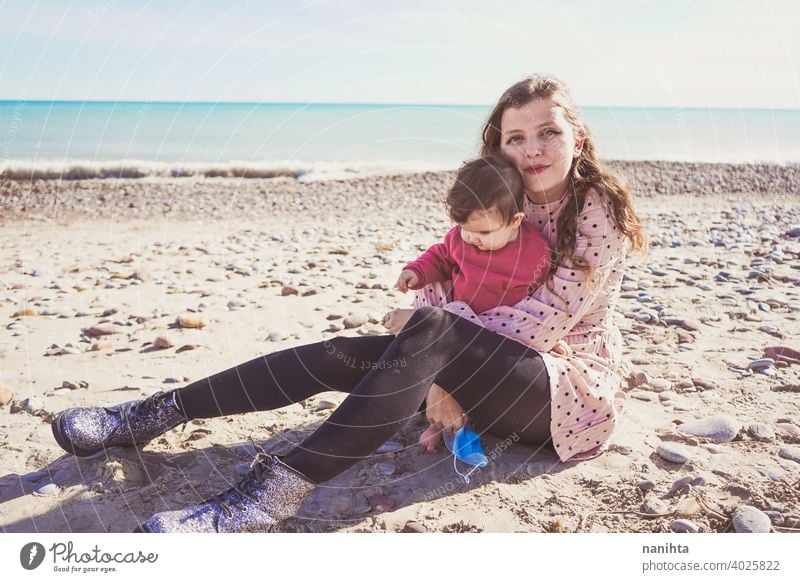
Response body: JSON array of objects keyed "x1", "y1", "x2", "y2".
[{"x1": 442, "y1": 425, "x2": 488, "y2": 484}]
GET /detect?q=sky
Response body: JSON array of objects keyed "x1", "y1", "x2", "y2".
[{"x1": 0, "y1": 0, "x2": 798, "y2": 109}]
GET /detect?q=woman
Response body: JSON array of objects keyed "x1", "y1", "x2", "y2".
[{"x1": 51, "y1": 74, "x2": 646, "y2": 533}]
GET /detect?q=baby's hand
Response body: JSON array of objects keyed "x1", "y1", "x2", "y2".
[
  {"x1": 551, "y1": 339, "x2": 573, "y2": 358},
  {"x1": 395, "y1": 270, "x2": 419, "y2": 293},
  {"x1": 418, "y1": 423, "x2": 442, "y2": 452}
]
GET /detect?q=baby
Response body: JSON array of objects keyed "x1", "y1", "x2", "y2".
[
  {"x1": 397, "y1": 153, "x2": 552, "y2": 315},
  {"x1": 394, "y1": 153, "x2": 553, "y2": 450}
]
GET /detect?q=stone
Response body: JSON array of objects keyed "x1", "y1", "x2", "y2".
[
  {"x1": 656, "y1": 442, "x2": 691, "y2": 464},
  {"x1": 281, "y1": 286, "x2": 300, "y2": 296},
  {"x1": 176, "y1": 316, "x2": 207, "y2": 329},
  {"x1": 637, "y1": 479, "x2": 657, "y2": 492},
  {"x1": 649, "y1": 378, "x2": 672, "y2": 392},
  {"x1": 153, "y1": 335, "x2": 174, "y2": 349},
  {"x1": 732, "y1": 505, "x2": 772, "y2": 533},
  {"x1": 670, "y1": 519, "x2": 699, "y2": 533},
  {"x1": 778, "y1": 446, "x2": 800, "y2": 464},
  {"x1": 668, "y1": 475, "x2": 694, "y2": 495},
  {"x1": 376, "y1": 441, "x2": 403, "y2": 454},
  {"x1": 677, "y1": 415, "x2": 740, "y2": 442},
  {"x1": 343, "y1": 314, "x2": 368, "y2": 329},
  {"x1": 84, "y1": 324, "x2": 122, "y2": 336},
  {"x1": 747, "y1": 423, "x2": 775, "y2": 442},
  {"x1": 401, "y1": 521, "x2": 427, "y2": 533},
  {"x1": 22, "y1": 397, "x2": 45, "y2": 415},
  {"x1": 376, "y1": 461, "x2": 396, "y2": 476},
  {"x1": 33, "y1": 483, "x2": 60, "y2": 496},
  {"x1": 315, "y1": 399, "x2": 338, "y2": 410},
  {"x1": 0, "y1": 387, "x2": 13, "y2": 406}
]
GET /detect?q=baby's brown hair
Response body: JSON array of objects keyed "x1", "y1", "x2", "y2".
[{"x1": 446, "y1": 154, "x2": 524, "y2": 225}]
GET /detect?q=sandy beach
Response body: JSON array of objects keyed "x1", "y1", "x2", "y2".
[{"x1": 1, "y1": 161, "x2": 799, "y2": 533}]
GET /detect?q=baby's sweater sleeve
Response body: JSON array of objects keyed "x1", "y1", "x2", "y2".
[
  {"x1": 403, "y1": 226, "x2": 459, "y2": 288},
  {"x1": 443, "y1": 192, "x2": 627, "y2": 352}
]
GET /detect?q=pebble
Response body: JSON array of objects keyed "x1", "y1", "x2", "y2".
[
  {"x1": 747, "y1": 422, "x2": 775, "y2": 442},
  {"x1": 778, "y1": 446, "x2": 800, "y2": 464},
  {"x1": 670, "y1": 519, "x2": 699, "y2": 533},
  {"x1": 315, "y1": 398, "x2": 338, "y2": 410},
  {"x1": 376, "y1": 441, "x2": 403, "y2": 454},
  {"x1": 631, "y1": 391, "x2": 655, "y2": 401},
  {"x1": 401, "y1": 521, "x2": 427, "y2": 533},
  {"x1": 343, "y1": 314, "x2": 368, "y2": 329},
  {"x1": 677, "y1": 414, "x2": 740, "y2": 442},
  {"x1": 649, "y1": 378, "x2": 672, "y2": 392},
  {"x1": 690, "y1": 475, "x2": 707, "y2": 486},
  {"x1": 267, "y1": 331, "x2": 288, "y2": 342},
  {"x1": 748, "y1": 358, "x2": 775, "y2": 370},
  {"x1": 33, "y1": 483, "x2": 60, "y2": 496},
  {"x1": 176, "y1": 315, "x2": 206, "y2": 329},
  {"x1": 22, "y1": 397, "x2": 45, "y2": 414},
  {"x1": 668, "y1": 475, "x2": 694, "y2": 495},
  {"x1": 656, "y1": 442, "x2": 691, "y2": 464},
  {"x1": 763, "y1": 511, "x2": 784, "y2": 526},
  {"x1": 767, "y1": 468, "x2": 783, "y2": 481},
  {"x1": 641, "y1": 497, "x2": 670, "y2": 514},
  {"x1": 281, "y1": 286, "x2": 299, "y2": 296},
  {"x1": 732, "y1": 505, "x2": 772, "y2": 533},
  {"x1": 637, "y1": 479, "x2": 656, "y2": 492},
  {"x1": 376, "y1": 461, "x2": 396, "y2": 476},
  {"x1": 12, "y1": 308, "x2": 38, "y2": 317},
  {"x1": 153, "y1": 335, "x2": 174, "y2": 349},
  {"x1": 84, "y1": 323, "x2": 122, "y2": 336},
  {"x1": 61, "y1": 380, "x2": 88, "y2": 390},
  {"x1": 0, "y1": 387, "x2": 13, "y2": 405}
]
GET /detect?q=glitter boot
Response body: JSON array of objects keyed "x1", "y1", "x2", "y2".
[
  {"x1": 134, "y1": 443, "x2": 316, "y2": 533},
  {"x1": 51, "y1": 389, "x2": 188, "y2": 457}
]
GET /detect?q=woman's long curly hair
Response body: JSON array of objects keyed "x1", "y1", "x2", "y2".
[{"x1": 481, "y1": 75, "x2": 647, "y2": 289}]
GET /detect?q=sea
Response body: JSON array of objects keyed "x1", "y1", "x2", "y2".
[{"x1": 1, "y1": 101, "x2": 798, "y2": 181}]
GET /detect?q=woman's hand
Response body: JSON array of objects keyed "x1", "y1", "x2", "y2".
[
  {"x1": 382, "y1": 308, "x2": 415, "y2": 335},
  {"x1": 395, "y1": 270, "x2": 419, "y2": 293},
  {"x1": 425, "y1": 383, "x2": 466, "y2": 433}
]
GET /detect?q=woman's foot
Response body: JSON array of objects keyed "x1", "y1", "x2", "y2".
[
  {"x1": 134, "y1": 445, "x2": 315, "y2": 533},
  {"x1": 51, "y1": 389, "x2": 188, "y2": 457}
]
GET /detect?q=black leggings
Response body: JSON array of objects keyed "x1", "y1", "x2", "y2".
[{"x1": 176, "y1": 306, "x2": 552, "y2": 484}]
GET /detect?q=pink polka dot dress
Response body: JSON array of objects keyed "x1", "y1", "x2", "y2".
[{"x1": 413, "y1": 188, "x2": 628, "y2": 462}]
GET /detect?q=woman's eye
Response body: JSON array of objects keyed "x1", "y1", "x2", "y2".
[
  {"x1": 542, "y1": 128, "x2": 559, "y2": 136},
  {"x1": 505, "y1": 135, "x2": 523, "y2": 144}
]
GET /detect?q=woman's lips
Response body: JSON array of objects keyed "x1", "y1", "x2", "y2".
[{"x1": 525, "y1": 165, "x2": 549, "y2": 175}]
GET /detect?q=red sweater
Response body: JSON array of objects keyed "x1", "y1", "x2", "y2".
[{"x1": 404, "y1": 221, "x2": 552, "y2": 315}]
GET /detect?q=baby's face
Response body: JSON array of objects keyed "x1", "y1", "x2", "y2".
[{"x1": 459, "y1": 207, "x2": 522, "y2": 251}]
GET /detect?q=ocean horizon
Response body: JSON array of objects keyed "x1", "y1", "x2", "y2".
[{"x1": 2, "y1": 100, "x2": 798, "y2": 181}]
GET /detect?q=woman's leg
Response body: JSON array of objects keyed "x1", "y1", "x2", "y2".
[
  {"x1": 282, "y1": 306, "x2": 551, "y2": 483},
  {"x1": 175, "y1": 335, "x2": 395, "y2": 418}
]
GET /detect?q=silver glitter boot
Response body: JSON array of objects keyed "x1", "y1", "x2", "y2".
[
  {"x1": 51, "y1": 389, "x2": 188, "y2": 457},
  {"x1": 135, "y1": 444, "x2": 315, "y2": 533}
]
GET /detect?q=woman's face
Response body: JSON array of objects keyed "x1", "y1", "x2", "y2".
[{"x1": 499, "y1": 99, "x2": 584, "y2": 204}]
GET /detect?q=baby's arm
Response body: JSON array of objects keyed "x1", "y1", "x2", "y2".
[{"x1": 398, "y1": 226, "x2": 459, "y2": 291}]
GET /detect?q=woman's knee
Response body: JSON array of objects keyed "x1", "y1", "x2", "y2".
[{"x1": 404, "y1": 306, "x2": 451, "y2": 334}]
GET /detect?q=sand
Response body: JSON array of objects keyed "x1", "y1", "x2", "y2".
[{"x1": 1, "y1": 163, "x2": 799, "y2": 533}]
